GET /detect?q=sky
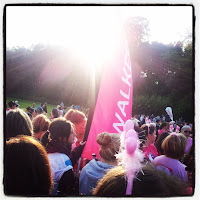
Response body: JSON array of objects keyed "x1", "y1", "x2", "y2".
[{"x1": 6, "y1": 5, "x2": 193, "y2": 49}]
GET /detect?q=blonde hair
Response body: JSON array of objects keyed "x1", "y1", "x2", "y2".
[
  {"x1": 32, "y1": 114, "x2": 50, "y2": 134},
  {"x1": 97, "y1": 132, "x2": 120, "y2": 161},
  {"x1": 64, "y1": 109, "x2": 86, "y2": 124},
  {"x1": 162, "y1": 133, "x2": 187, "y2": 159}
]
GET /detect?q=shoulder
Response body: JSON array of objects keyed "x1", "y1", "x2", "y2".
[
  {"x1": 153, "y1": 155, "x2": 165, "y2": 162},
  {"x1": 176, "y1": 160, "x2": 187, "y2": 169},
  {"x1": 48, "y1": 153, "x2": 71, "y2": 164},
  {"x1": 188, "y1": 137, "x2": 193, "y2": 143},
  {"x1": 150, "y1": 144, "x2": 158, "y2": 152}
]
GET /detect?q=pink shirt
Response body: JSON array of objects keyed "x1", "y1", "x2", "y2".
[{"x1": 153, "y1": 155, "x2": 187, "y2": 182}]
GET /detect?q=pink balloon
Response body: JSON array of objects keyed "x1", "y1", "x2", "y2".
[
  {"x1": 123, "y1": 120, "x2": 134, "y2": 132},
  {"x1": 126, "y1": 137, "x2": 137, "y2": 155},
  {"x1": 126, "y1": 130, "x2": 138, "y2": 139}
]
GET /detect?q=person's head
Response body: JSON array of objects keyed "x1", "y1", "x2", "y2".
[
  {"x1": 57, "y1": 105, "x2": 62, "y2": 110},
  {"x1": 64, "y1": 109, "x2": 86, "y2": 142},
  {"x1": 155, "y1": 132, "x2": 170, "y2": 155},
  {"x1": 32, "y1": 108, "x2": 39, "y2": 118},
  {"x1": 41, "y1": 103, "x2": 45, "y2": 108},
  {"x1": 162, "y1": 133, "x2": 187, "y2": 159},
  {"x1": 26, "y1": 106, "x2": 34, "y2": 114},
  {"x1": 93, "y1": 164, "x2": 187, "y2": 197},
  {"x1": 32, "y1": 114, "x2": 51, "y2": 139},
  {"x1": 51, "y1": 108, "x2": 59, "y2": 118},
  {"x1": 4, "y1": 136, "x2": 53, "y2": 196},
  {"x1": 97, "y1": 132, "x2": 120, "y2": 163},
  {"x1": 32, "y1": 103, "x2": 36, "y2": 108},
  {"x1": 49, "y1": 117, "x2": 76, "y2": 149},
  {"x1": 8, "y1": 101, "x2": 16, "y2": 109},
  {"x1": 141, "y1": 123, "x2": 157, "y2": 144},
  {"x1": 37, "y1": 108, "x2": 44, "y2": 114},
  {"x1": 6, "y1": 109, "x2": 33, "y2": 140},
  {"x1": 160, "y1": 122, "x2": 168, "y2": 130},
  {"x1": 181, "y1": 125, "x2": 192, "y2": 138}
]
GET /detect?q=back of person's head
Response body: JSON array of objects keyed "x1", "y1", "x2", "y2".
[
  {"x1": 64, "y1": 108, "x2": 86, "y2": 124},
  {"x1": 8, "y1": 101, "x2": 16, "y2": 108},
  {"x1": 26, "y1": 106, "x2": 34, "y2": 114},
  {"x1": 160, "y1": 122, "x2": 168, "y2": 130},
  {"x1": 97, "y1": 132, "x2": 120, "y2": 162},
  {"x1": 52, "y1": 108, "x2": 59, "y2": 118},
  {"x1": 162, "y1": 133, "x2": 187, "y2": 159},
  {"x1": 93, "y1": 164, "x2": 187, "y2": 197},
  {"x1": 48, "y1": 117, "x2": 73, "y2": 149},
  {"x1": 155, "y1": 132, "x2": 170, "y2": 155},
  {"x1": 141, "y1": 123, "x2": 156, "y2": 137},
  {"x1": 4, "y1": 135, "x2": 53, "y2": 196},
  {"x1": 37, "y1": 107, "x2": 44, "y2": 114},
  {"x1": 32, "y1": 114, "x2": 50, "y2": 134},
  {"x1": 6, "y1": 108, "x2": 33, "y2": 139}
]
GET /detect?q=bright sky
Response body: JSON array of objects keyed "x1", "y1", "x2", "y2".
[{"x1": 6, "y1": 6, "x2": 192, "y2": 48}]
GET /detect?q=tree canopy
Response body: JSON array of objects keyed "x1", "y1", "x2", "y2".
[{"x1": 5, "y1": 17, "x2": 193, "y2": 122}]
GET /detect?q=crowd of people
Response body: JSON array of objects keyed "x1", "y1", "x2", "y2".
[{"x1": 4, "y1": 100, "x2": 194, "y2": 197}]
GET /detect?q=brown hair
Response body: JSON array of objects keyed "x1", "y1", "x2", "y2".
[
  {"x1": 6, "y1": 108, "x2": 33, "y2": 139},
  {"x1": 141, "y1": 123, "x2": 156, "y2": 137},
  {"x1": 32, "y1": 114, "x2": 50, "y2": 134},
  {"x1": 49, "y1": 117, "x2": 74, "y2": 149},
  {"x1": 162, "y1": 133, "x2": 187, "y2": 159},
  {"x1": 4, "y1": 136, "x2": 53, "y2": 196},
  {"x1": 64, "y1": 109, "x2": 86, "y2": 124},
  {"x1": 93, "y1": 164, "x2": 187, "y2": 197},
  {"x1": 155, "y1": 132, "x2": 170, "y2": 155},
  {"x1": 97, "y1": 132, "x2": 120, "y2": 161}
]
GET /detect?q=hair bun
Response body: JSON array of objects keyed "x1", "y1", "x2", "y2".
[{"x1": 97, "y1": 132, "x2": 112, "y2": 147}]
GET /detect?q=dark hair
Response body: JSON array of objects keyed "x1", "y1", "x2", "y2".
[
  {"x1": 159, "y1": 122, "x2": 168, "y2": 130},
  {"x1": 141, "y1": 123, "x2": 156, "y2": 137},
  {"x1": 6, "y1": 109, "x2": 33, "y2": 139},
  {"x1": 48, "y1": 117, "x2": 73, "y2": 150},
  {"x1": 37, "y1": 107, "x2": 44, "y2": 114},
  {"x1": 52, "y1": 108, "x2": 59, "y2": 118},
  {"x1": 8, "y1": 101, "x2": 16, "y2": 108},
  {"x1": 93, "y1": 164, "x2": 187, "y2": 197},
  {"x1": 26, "y1": 112, "x2": 32, "y2": 119},
  {"x1": 4, "y1": 136, "x2": 53, "y2": 196},
  {"x1": 26, "y1": 106, "x2": 34, "y2": 114},
  {"x1": 155, "y1": 132, "x2": 170, "y2": 155}
]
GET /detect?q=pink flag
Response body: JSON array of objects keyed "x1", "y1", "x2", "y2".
[{"x1": 82, "y1": 38, "x2": 133, "y2": 160}]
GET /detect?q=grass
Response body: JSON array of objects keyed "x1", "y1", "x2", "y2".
[{"x1": 6, "y1": 97, "x2": 58, "y2": 117}]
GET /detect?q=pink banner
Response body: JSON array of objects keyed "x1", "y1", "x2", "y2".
[{"x1": 82, "y1": 40, "x2": 133, "y2": 160}]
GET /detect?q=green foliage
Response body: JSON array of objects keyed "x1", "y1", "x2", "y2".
[
  {"x1": 127, "y1": 16, "x2": 193, "y2": 123},
  {"x1": 133, "y1": 94, "x2": 193, "y2": 123},
  {"x1": 5, "y1": 17, "x2": 193, "y2": 123},
  {"x1": 133, "y1": 95, "x2": 171, "y2": 116}
]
